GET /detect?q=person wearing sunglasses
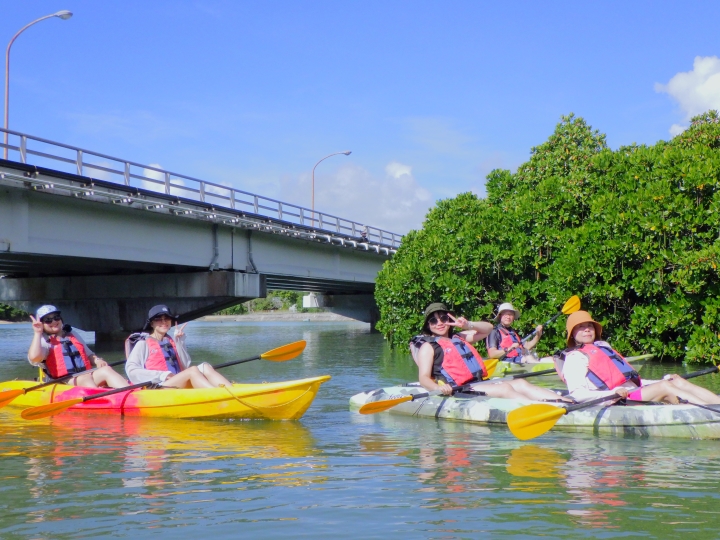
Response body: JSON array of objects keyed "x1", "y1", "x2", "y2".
[
  {"x1": 125, "y1": 305, "x2": 232, "y2": 388},
  {"x1": 410, "y1": 302, "x2": 569, "y2": 400},
  {"x1": 27, "y1": 305, "x2": 128, "y2": 388}
]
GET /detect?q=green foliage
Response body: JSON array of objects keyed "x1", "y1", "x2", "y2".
[
  {"x1": 0, "y1": 303, "x2": 27, "y2": 322},
  {"x1": 214, "y1": 290, "x2": 303, "y2": 315},
  {"x1": 376, "y1": 112, "x2": 720, "y2": 364}
]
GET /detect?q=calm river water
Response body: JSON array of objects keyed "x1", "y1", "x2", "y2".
[{"x1": 1, "y1": 321, "x2": 720, "y2": 539}]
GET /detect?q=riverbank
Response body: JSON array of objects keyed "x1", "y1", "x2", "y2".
[{"x1": 199, "y1": 311, "x2": 368, "y2": 323}]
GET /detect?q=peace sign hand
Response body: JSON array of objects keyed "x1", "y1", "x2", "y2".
[
  {"x1": 448, "y1": 314, "x2": 470, "y2": 331},
  {"x1": 30, "y1": 315, "x2": 43, "y2": 335},
  {"x1": 174, "y1": 321, "x2": 188, "y2": 338}
]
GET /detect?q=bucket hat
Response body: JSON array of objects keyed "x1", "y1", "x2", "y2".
[
  {"x1": 143, "y1": 304, "x2": 178, "y2": 331},
  {"x1": 566, "y1": 310, "x2": 602, "y2": 346},
  {"x1": 494, "y1": 302, "x2": 520, "y2": 322}
]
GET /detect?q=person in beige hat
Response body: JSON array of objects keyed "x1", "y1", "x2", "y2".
[
  {"x1": 561, "y1": 310, "x2": 720, "y2": 405},
  {"x1": 486, "y1": 302, "x2": 543, "y2": 363},
  {"x1": 411, "y1": 302, "x2": 570, "y2": 401}
]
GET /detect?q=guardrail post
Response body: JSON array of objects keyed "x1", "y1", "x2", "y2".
[
  {"x1": 319, "y1": 213, "x2": 324, "y2": 229},
  {"x1": 76, "y1": 150, "x2": 83, "y2": 176},
  {"x1": 278, "y1": 201, "x2": 283, "y2": 220},
  {"x1": 253, "y1": 196, "x2": 259, "y2": 214},
  {"x1": 124, "y1": 162, "x2": 130, "y2": 186},
  {"x1": 300, "y1": 208, "x2": 305, "y2": 225},
  {"x1": 351, "y1": 222, "x2": 356, "y2": 236},
  {"x1": 200, "y1": 181, "x2": 205, "y2": 202},
  {"x1": 230, "y1": 189, "x2": 235, "y2": 209},
  {"x1": 19, "y1": 136, "x2": 27, "y2": 164},
  {"x1": 164, "y1": 172, "x2": 171, "y2": 195}
]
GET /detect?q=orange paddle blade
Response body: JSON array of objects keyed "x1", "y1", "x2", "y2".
[
  {"x1": 507, "y1": 403, "x2": 567, "y2": 440},
  {"x1": 359, "y1": 395, "x2": 414, "y2": 415},
  {"x1": 561, "y1": 295, "x2": 581, "y2": 315},
  {"x1": 0, "y1": 389, "x2": 25, "y2": 409},
  {"x1": 260, "y1": 340, "x2": 306, "y2": 362},
  {"x1": 21, "y1": 398, "x2": 83, "y2": 421}
]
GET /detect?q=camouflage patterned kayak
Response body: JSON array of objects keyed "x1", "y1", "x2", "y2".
[
  {"x1": 495, "y1": 353, "x2": 654, "y2": 376},
  {"x1": 349, "y1": 383, "x2": 720, "y2": 440}
]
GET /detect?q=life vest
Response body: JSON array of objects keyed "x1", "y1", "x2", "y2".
[
  {"x1": 497, "y1": 325, "x2": 523, "y2": 362},
  {"x1": 435, "y1": 336, "x2": 488, "y2": 385},
  {"x1": 44, "y1": 332, "x2": 92, "y2": 379},
  {"x1": 574, "y1": 341, "x2": 641, "y2": 390},
  {"x1": 126, "y1": 333, "x2": 182, "y2": 375}
]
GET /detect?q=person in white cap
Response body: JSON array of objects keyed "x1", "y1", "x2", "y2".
[
  {"x1": 485, "y1": 302, "x2": 543, "y2": 363},
  {"x1": 27, "y1": 305, "x2": 128, "y2": 388}
]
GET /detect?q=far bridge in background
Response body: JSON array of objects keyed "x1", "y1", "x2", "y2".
[{"x1": 0, "y1": 128, "x2": 402, "y2": 340}]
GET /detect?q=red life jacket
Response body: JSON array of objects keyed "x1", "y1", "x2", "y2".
[
  {"x1": 143, "y1": 335, "x2": 182, "y2": 375},
  {"x1": 497, "y1": 325, "x2": 523, "y2": 361},
  {"x1": 576, "y1": 342, "x2": 641, "y2": 390},
  {"x1": 434, "y1": 336, "x2": 488, "y2": 385},
  {"x1": 44, "y1": 333, "x2": 92, "y2": 379}
]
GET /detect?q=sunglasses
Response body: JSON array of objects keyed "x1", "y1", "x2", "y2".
[
  {"x1": 427, "y1": 312, "x2": 450, "y2": 325},
  {"x1": 42, "y1": 315, "x2": 62, "y2": 324}
]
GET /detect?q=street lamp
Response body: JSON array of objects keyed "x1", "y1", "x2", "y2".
[
  {"x1": 4, "y1": 10, "x2": 73, "y2": 159},
  {"x1": 311, "y1": 150, "x2": 351, "y2": 221}
]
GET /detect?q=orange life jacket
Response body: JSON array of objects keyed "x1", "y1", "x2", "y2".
[
  {"x1": 434, "y1": 336, "x2": 488, "y2": 385},
  {"x1": 575, "y1": 342, "x2": 641, "y2": 390},
  {"x1": 143, "y1": 335, "x2": 182, "y2": 375},
  {"x1": 44, "y1": 333, "x2": 92, "y2": 379},
  {"x1": 497, "y1": 325, "x2": 523, "y2": 361}
]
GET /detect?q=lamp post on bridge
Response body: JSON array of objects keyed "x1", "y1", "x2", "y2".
[
  {"x1": 4, "y1": 10, "x2": 73, "y2": 159},
  {"x1": 311, "y1": 150, "x2": 351, "y2": 225}
]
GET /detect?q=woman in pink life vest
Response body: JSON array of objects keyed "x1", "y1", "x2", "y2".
[
  {"x1": 125, "y1": 305, "x2": 232, "y2": 388},
  {"x1": 414, "y1": 302, "x2": 570, "y2": 401},
  {"x1": 27, "y1": 305, "x2": 128, "y2": 388},
  {"x1": 562, "y1": 310, "x2": 720, "y2": 405}
]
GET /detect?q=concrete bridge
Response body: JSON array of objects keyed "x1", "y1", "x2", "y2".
[{"x1": 0, "y1": 128, "x2": 402, "y2": 340}]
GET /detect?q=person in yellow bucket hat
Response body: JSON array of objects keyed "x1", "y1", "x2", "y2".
[
  {"x1": 485, "y1": 302, "x2": 544, "y2": 363},
  {"x1": 560, "y1": 310, "x2": 720, "y2": 405}
]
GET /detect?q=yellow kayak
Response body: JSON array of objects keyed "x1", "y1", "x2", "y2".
[{"x1": 0, "y1": 375, "x2": 331, "y2": 420}]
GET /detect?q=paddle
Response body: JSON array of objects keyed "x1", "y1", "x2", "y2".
[
  {"x1": 0, "y1": 359, "x2": 127, "y2": 409},
  {"x1": 20, "y1": 340, "x2": 307, "y2": 421},
  {"x1": 507, "y1": 365, "x2": 720, "y2": 441},
  {"x1": 677, "y1": 397, "x2": 720, "y2": 415},
  {"x1": 496, "y1": 295, "x2": 581, "y2": 363},
  {"x1": 358, "y1": 358, "x2": 499, "y2": 415}
]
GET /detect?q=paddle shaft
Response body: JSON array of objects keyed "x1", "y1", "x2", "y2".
[{"x1": 498, "y1": 367, "x2": 557, "y2": 380}]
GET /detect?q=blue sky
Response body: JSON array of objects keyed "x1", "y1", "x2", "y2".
[{"x1": 3, "y1": 1, "x2": 720, "y2": 233}]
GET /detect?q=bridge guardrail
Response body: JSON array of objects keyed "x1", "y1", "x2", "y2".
[{"x1": 0, "y1": 128, "x2": 402, "y2": 248}]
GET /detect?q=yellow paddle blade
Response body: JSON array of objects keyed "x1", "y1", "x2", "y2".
[
  {"x1": 0, "y1": 389, "x2": 25, "y2": 409},
  {"x1": 507, "y1": 403, "x2": 568, "y2": 441},
  {"x1": 260, "y1": 340, "x2": 307, "y2": 362},
  {"x1": 484, "y1": 358, "x2": 499, "y2": 378},
  {"x1": 21, "y1": 398, "x2": 83, "y2": 421},
  {"x1": 359, "y1": 395, "x2": 414, "y2": 415},
  {"x1": 561, "y1": 295, "x2": 581, "y2": 315}
]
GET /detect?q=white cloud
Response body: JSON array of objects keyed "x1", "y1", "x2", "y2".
[
  {"x1": 280, "y1": 161, "x2": 433, "y2": 234},
  {"x1": 141, "y1": 163, "x2": 187, "y2": 197},
  {"x1": 656, "y1": 56, "x2": 720, "y2": 135}
]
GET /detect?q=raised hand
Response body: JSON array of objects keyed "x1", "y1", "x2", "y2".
[
  {"x1": 448, "y1": 314, "x2": 469, "y2": 330},
  {"x1": 30, "y1": 315, "x2": 43, "y2": 335},
  {"x1": 174, "y1": 321, "x2": 188, "y2": 338}
]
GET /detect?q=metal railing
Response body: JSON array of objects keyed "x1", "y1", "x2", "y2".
[{"x1": 0, "y1": 128, "x2": 402, "y2": 248}]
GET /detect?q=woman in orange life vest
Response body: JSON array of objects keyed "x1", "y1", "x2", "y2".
[
  {"x1": 125, "y1": 305, "x2": 232, "y2": 388},
  {"x1": 485, "y1": 302, "x2": 544, "y2": 363},
  {"x1": 413, "y1": 303, "x2": 570, "y2": 400},
  {"x1": 562, "y1": 310, "x2": 720, "y2": 405},
  {"x1": 27, "y1": 305, "x2": 128, "y2": 388}
]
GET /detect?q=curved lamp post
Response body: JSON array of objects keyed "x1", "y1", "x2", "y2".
[
  {"x1": 311, "y1": 150, "x2": 351, "y2": 221},
  {"x1": 4, "y1": 10, "x2": 73, "y2": 159}
]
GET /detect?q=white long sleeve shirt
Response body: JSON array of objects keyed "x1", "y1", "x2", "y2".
[{"x1": 125, "y1": 332, "x2": 192, "y2": 385}]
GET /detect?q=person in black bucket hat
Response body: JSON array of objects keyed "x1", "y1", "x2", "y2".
[
  {"x1": 409, "y1": 302, "x2": 570, "y2": 402},
  {"x1": 125, "y1": 305, "x2": 233, "y2": 388}
]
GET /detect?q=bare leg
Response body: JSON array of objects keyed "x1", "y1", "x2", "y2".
[
  {"x1": 507, "y1": 379, "x2": 568, "y2": 401},
  {"x1": 164, "y1": 366, "x2": 215, "y2": 389},
  {"x1": 197, "y1": 363, "x2": 232, "y2": 387},
  {"x1": 641, "y1": 378, "x2": 720, "y2": 405},
  {"x1": 72, "y1": 372, "x2": 99, "y2": 388},
  {"x1": 92, "y1": 366, "x2": 128, "y2": 389}
]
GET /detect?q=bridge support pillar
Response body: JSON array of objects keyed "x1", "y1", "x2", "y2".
[
  {"x1": 0, "y1": 271, "x2": 265, "y2": 342},
  {"x1": 309, "y1": 293, "x2": 379, "y2": 330}
]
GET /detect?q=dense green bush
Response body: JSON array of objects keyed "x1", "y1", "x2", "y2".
[
  {"x1": 376, "y1": 112, "x2": 720, "y2": 363},
  {"x1": 0, "y1": 303, "x2": 28, "y2": 322},
  {"x1": 215, "y1": 290, "x2": 303, "y2": 315}
]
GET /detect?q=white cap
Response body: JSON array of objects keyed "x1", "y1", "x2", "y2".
[
  {"x1": 494, "y1": 302, "x2": 520, "y2": 321},
  {"x1": 36, "y1": 305, "x2": 60, "y2": 320}
]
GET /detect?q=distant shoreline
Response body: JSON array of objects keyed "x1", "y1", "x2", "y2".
[{"x1": 199, "y1": 311, "x2": 368, "y2": 323}]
